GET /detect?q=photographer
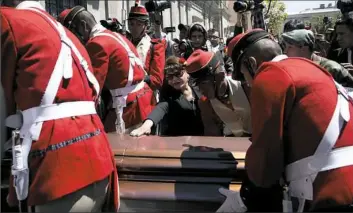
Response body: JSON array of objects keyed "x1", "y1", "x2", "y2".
[
  {"x1": 150, "y1": 22, "x2": 174, "y2": 58},
  {"x1": 144, "y1": 0, "x2": 174, "y2": 58},
  {"x1": 233, "y1": 0, "x2": 253, "y2": 32},
  {"x1": 233, "y1": 0, "x2": 266, "y2": 32}
]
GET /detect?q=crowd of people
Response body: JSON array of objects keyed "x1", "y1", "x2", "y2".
[{"x1": 1, "y1": 0, "x2": 353, "y2": 212}]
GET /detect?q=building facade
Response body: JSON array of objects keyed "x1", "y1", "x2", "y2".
[
  {"x1": 285, "y1": 3, "x2": 340, "y2": 25},
  {"x1": 38, "y1": 0, "x2": 233, "y2": 40}
]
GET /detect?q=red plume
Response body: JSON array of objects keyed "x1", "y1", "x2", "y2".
[
  {"x1": 135, "y1": 0, "x2": 140, "y2": 6},
  {"x1": 179, "y1": 58, "x2": 186, "y2": 64}
]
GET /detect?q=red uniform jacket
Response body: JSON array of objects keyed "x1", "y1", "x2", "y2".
[
  {"x1": 86, "y1": 28, "x2": 155, "y2": 132},
  {"x1": 246, "y1": 57, "x2": 353, "y2": 210},
  {"x1": 1, "y1": 7, "x2": 117, "y2": 207},
  {"x1": 135, "y1": 34, "x2": 166, "y2": 91}
]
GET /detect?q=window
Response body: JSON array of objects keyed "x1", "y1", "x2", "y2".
[{"x1": 45, "y1": 0, "x2": 87, "y2": 18}]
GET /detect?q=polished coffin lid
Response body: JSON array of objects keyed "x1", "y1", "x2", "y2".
[
  {"x1": 108, "y1": 134, "x2": 251, "y2": 206},
  {"x1": 1, "y1": 135, "x2": 251, "y2": 212}
]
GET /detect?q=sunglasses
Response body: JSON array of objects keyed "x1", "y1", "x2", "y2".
[{"x1": 166, "y1": 70, "x2": 185, "y2": 80}]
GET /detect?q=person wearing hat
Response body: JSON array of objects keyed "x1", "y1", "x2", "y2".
[
  {"x1": 282, "y1": 29, "x2": 353, "y2": 88},
  {"x1": 57, "y1": 7, "x2": 156, "y2": 134},
  {"x1": 1, "y1": 1, "x2": 119, "y2": 212},
  {"x1": 127, "y1": 0, "x2": 166, "y2": 96},
  {"x1": 185, "y1": 49, "x2": 251, "y2": 137},
  {"x1": 217, "y1": 29, "x2": 353, "y2": 212}
]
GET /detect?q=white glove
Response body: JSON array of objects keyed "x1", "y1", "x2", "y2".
[
  {"x1": 130, "y1": 120, "x2": 153, "y2": 137},
  {"x1": 129, "y1": 126, "x2": 150, "y2": 137},
  {"x1": 216, "y1": 188, "x2": 248, "y2": 213}
]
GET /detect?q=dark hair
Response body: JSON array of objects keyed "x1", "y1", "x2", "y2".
[
  {"x1": 283, "y1": 20, "x2": 296, "y2": 32},
  {"x1": 178, "y1": 24, "x2": 189, "y2": 32},
  {"x1": 335, "y1": 18, "x2": 353, "y2": 32},
  {"x1": 296, "y1": 22, "x2": 305, "y2": 29},
  {"x1": 188, "y1": 24, "x2": 206, "y2": 39},
  {"x1": 164, "y1": 56, "x2": 185, "y2": 74},
  {"x1": 283, "y1": 20, "x2": 305, "y2": 32}
]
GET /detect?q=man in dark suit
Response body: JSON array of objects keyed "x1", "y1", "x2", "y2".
[{"x1": 327, "y1": 18, "x2": 353, "y2": 74}]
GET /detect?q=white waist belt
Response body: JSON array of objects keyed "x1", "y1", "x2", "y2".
[
  {"x1": 6, "y1": 101, "x2": 97, "y2": 138},
  {"x1": 284, "y1": 82, "x2": 351, "y2": 203},
  {"x1": 110, "y1": 81, "x2": 145, "y2": 97},
  {"x1": 285, "y1": 146, "x2": 353, "y2": 202},
  {"x1": 7, "y1": 101, "x2": 97, "y2": 201},
  {"x1": 345, "y1": 87, "x2": 353, "y2": 97},
  {"x1": 286, "y1": 146, "x2": 353, "y2": 182}
]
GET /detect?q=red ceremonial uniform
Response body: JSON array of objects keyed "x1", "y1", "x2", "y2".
[
  {"x1": 246, "y1": 56, "x2": 353, "y2": 210},
  {"x1": 1, "y1": 4, "x2": 118, "y2": 209},
  {"x1": 128, "y1": 4, "x2": 166, "y2": 91},
  {"x1": 86, "y1": 26, "x2": 155, "y2": 132},
  {"x1": 136, "y1": 34, "x2": 166, "y2": 91}
]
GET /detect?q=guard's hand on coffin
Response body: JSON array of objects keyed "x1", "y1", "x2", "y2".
[{"x1": 216, "y1": 188, "x2": 247, "y2": 213}]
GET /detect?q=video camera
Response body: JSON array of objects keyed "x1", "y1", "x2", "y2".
[
  {"x1": 164, "y1": 27, "x2": 176, "y2": 33},
  {"x1": 233, "y1": 0, "x2": 264, "y2": 13},
  {"x1": 100, "y1": 18, "x2": 123, "y2": 33},
  {"x1": 145, "y1": 0, "x2": 171, "y2": 13},
  {"x1": 337, "y1": 0, "x2": 353, "y2": 14},
  {"x1": 100, "y1": 18, "x2": 132, "y2": 40}
]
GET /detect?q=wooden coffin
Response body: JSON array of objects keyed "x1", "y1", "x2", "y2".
[
  {"x1": 1, "y1": 135, "x2": 250, "y2": 212},
  {"x1": 109, "y1": 134, "x2": 250, "y2": 212}
]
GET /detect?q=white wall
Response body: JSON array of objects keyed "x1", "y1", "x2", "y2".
[
  {"x1": 188, "y1": 4, "x2": 203, "y2": 26},
  {"x1": 179, "y1": 2, "x2": 187, "y2": 26},
  {"x1": 107, "y1": 1, "x2": 120, "y2": 19},
  {"x1": 222, "y1": 15, "x2": 229, "y2": 37},
  {"x1": 39, "y1": 0, "x2": 45, "y2": 8},
  {"x1": 168, "y1": 1, "x2": 179, "y2": 39},
  {"x1": 87, "y1": 0, "x2": 106, "y2": 21}
]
